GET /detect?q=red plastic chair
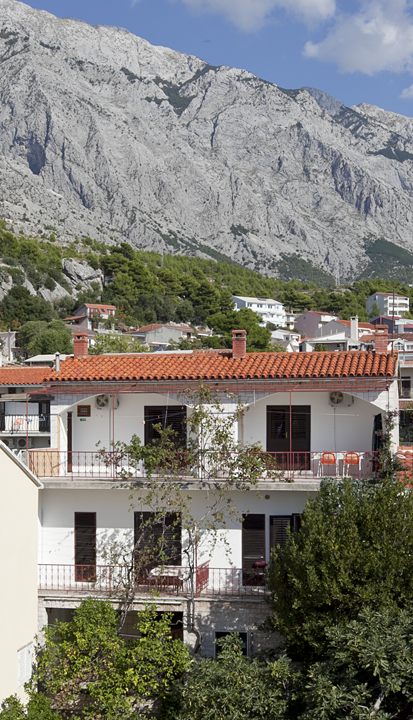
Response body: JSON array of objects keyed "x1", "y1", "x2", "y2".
[
  {"x1": 343, "y1": 451, "x2": 360, "y2": 477},
  {"x1": 318, "y1": 452, "x2": 337, "y2": 477}
]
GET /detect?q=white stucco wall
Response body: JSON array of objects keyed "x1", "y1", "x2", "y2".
[
  {"x1": 0, "y1": 448, "x2": 39, "y2": 703},
  {"x1": 242, "y1": 388, "x2": 395, "y2": 453},
  {"x1": 39, "y1": 487, "x2": 314, "y2": 570},
  {"x1": 50, "y1": 386, "x2": 397, "y2": 456}
]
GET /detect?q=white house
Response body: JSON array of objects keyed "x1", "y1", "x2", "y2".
[
  {"x1": 0, "y1": 442, "x2": 41, "y2": 703},
  {"x1": 0, "y1": 332, "x2": 400, "y2": 657},
  {"x1": 233, "y1": 296, "x2": 287, "y2": 327},
  {"x1": 366, "y1": 292, "x2": 410, "y2": 318}
]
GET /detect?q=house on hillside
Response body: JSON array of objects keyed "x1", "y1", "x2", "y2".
[
  {"x1": 65, "y1": 303, "x2": 117, "y2": 334},
  {"x1": 0, "y1": 442, "x2": 41, "y2": 703},
  {"x1": 233, "y1": 296, "x2": 287, "y2": 327},
  {"x1": 366, "y1": 292, "x2": 410, "y2": 318},
  {"x1": 0, "y1": 330, "x2": 398, "y2": 656},
  {"x1": 131, "y1": 323, "x2": 197, "y2": 349},
  {"x1": 0, "y1": 367, "x2": 52, "y2": 451},
  {"x1": 294, "y1": 311, "x2": 338, "y2": 339}
]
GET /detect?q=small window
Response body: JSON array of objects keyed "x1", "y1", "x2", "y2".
[
  {"x1": 77, "y1": 405, "x2": 91, "y2": 418},
  {"x1": 401, "y1": 377, "x2": 411, "y2": 399},
  {"x1": 17, "y1": 643, "x2": 33, "y2": 686},
  {"x1": 215, "y1": 631, "x2": 248, "y2": 657}
]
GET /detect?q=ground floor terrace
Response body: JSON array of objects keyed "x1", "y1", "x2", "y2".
[{"x1": 38, "y1": 585, "x2": 277, "y2": 658}]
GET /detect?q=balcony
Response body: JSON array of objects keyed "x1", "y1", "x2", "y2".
[
  {"x1": 26, "y1": 449, "x2": 378, "y2": 483},
  {"x1": 0, "y1": 413, "x2": 50, "y2": 434},
  {"x1": 38, "y1": 564, "x2": 267, "y2": 598}
]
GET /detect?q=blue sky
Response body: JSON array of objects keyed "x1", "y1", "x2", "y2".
[{"x1": 22, "y1": 0, "x2": 413, "y2": 115}]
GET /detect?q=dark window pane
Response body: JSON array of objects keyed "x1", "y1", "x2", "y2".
[
  {"x1": 144, "y1": 406, "x2": 186, "y2": 447},
  {"x1": 242, "y1": 514, "x2": 265, "y2": 585},
  {"x1": 134, "y1": 511, "x2": 182, "y2": 572},
  {"x1": 74, "y1": 512, "x2": 96, "y2": 581}
]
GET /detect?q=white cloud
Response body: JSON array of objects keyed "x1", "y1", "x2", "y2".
[
  {"x1": 304, "y1": 0, "x2": 413, "y2": 75},
  {"x1": 401, "y1": 83, "x2": 413, "y2": 98},
  {"x1": 180, "y1": 0, "x2": 336, "y2": 31}
]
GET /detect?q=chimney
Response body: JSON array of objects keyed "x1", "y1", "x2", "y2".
[
  {"x1": 373, "y1": 325, "x2": 389, "y2": 353},
  {"x1": 54, "y1": 352, "x2": 60, "y2": 373},
  {"x1": 350, "y1": 316, "x2": 359, "y2": 343},
  {"x1": 232, "y1": 329, "x2": 247, "y2": 359},
  {"x1": 73, "y1": 332, "x2": 89, "y2": 359}
]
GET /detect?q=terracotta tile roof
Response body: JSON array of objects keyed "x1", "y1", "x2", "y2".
[
  {"x1": 337, "y1": 320, "x2": 376, "y2": 330},
  {"x1": 135, "y1": 323, "x2": 194, "y2": 333},
  {"x1": 47, "y1": 351, "x2": 397, "y2": 383},
  {"x1": 0, "y1": 367, "x2": 53, "y2": 385},
  {"x1": 83, "y1": 303, "x2": 116, "y2": 310}
]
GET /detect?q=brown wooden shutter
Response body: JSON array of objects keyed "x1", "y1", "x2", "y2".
[
  {"x1": 242, "y1": 514, "x2": 265, "y2": 584},
  {"x1": 270, "y1": 514, "x2": 302, "y2": 549},
  {"x1": 74, "y1": 512, "x2": 96, "y2": 581},
  {"x1": 269, "y1": 516, "x2": 291, "y2": 548}
]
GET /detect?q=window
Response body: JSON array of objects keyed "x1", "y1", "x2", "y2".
[
  {"x1": 401, "y1": 377, "x2": 411, "y2": 399},
  {"x1": 134, "y1": 511, "x2": 182, "y2": 572},
  {"x1": 400, "y1": 410, "x2": 413, "y2": 446},
  {"x1": 17, "y1": 643, "x2": 33, "y2": 686},
  {"x1": 215, "y1": 631, "x2": 248, "y2": 657},
  {"x1": 144, "y1": 406, "x2": 186, "y2": 447},
  {"x1": 77, "y1": 405, "x2": 91, "y2": 418},
  {"x1": 39, "y1": 400, "x2": 50, "y2": 432},
  {"x1": 270, "y1": 515, "x2": 301, "y2": 549},
  {"x1": 242, "y1": 514, "x2": 265, "y2": 585},
  {"x1": 74, "y1": 512, "x2": 96, "y2": 581}
]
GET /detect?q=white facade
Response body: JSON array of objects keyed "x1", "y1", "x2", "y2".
[
  {"x1": 233, "y1": 296, "x2": 287, "y2": 327},
  {"x1": 0, "y1": 443, "x2": 41, "y2": 702},
  {"x1": 366, "y1": 293, "x2": 410, "y2": 317},
  {"x1": 0, "y1": 348, "x2": 400, "y2": 658}
]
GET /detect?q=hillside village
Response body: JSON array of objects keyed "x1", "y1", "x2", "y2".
[
  {"x1": 1, "y1": 260, "x2": 413, "y2": 702},
  {"x1": 3, "y1": 0, "x2": 413, "y2": 716}
]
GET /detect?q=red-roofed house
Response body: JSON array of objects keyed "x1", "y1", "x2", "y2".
[{"x1": 0, "y1": 332, "x2": 400, "y2": 656}]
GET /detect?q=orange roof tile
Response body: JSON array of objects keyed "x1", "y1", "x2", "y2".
[
  {"x1": 0, "y1": 367, "x2": 53, "y2": 385},
  {"x1": 46, "y1": 351, "x2": 397, "y2": 384},
  {"x1": 337, "y1": 320, "x2": 376, "y2": 330}
]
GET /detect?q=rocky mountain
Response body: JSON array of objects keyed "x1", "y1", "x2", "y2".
[{"x1": 1, "y1": 0, "x2": 413, "y2": 281}]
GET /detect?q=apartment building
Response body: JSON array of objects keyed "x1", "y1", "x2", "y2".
[
  {"x1": 0, "y1": 333, "x2": 399, "y2": 657},
  {"x1": 366, "y1": 292, "x2": 410, "y2": 318},
  {"x1": 233, "y1": 296, "x2": 287, "y2": 327}
]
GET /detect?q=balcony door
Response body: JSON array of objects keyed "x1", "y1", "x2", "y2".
[{"x1": 266, "y1": 406, "x2": 311, "y2": 470}]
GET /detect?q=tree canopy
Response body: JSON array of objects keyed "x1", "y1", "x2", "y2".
[
  {"x1": 17, "y1": 320, "x2": 73, "y2": 356},
  {"x1": 269, "y1": 479, "x2": 413, "y2": 658}
]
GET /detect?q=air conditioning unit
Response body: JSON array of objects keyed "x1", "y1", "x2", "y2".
[
  {"x1": 329, "y1": 391, "x2": 354, "y2": 407},
  {"x1": 95, "y1": 395, "x2": 119, "y2": 409}
]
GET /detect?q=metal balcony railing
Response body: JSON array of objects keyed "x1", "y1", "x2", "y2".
[
  {"x1": 26, "y1": 449, "x2": 378, "y2": 481},
  {"x1": 0, "y1": 414, "x2": 50, "y2": 434},
  {"x1": 38, "y1": 564, "x2": 267, "y2": 597}
]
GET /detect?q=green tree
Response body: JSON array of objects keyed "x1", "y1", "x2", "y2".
[
  {"x1": 33, "y1": 600, "x2": 190, "y2": 720},
  {"x1": 0, "y1": 695, "x2": 60, "y2": 720},
  {"x1": 89, "y1": 334, "x2": 148, "y2": 355},
  {"x1": 269, "y1": 479, "x2": 413, "y2": 658},
  {"x1": 300, "y1": 606, "x2": 413, "y2": 720},
  {"x1": 165, "y1": 635, "x2": 294, "y2": 720},
  {"x1": 17, "y1": 320, "x2": 72, "y2": 356},
  {"x1": 207, "y1": 308, "x2": 271, "y2": 351},
  {"x1": 0, "y1": 287, "x2": 55, "y2": 327}
]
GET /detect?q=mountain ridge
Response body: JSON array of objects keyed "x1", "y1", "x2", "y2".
[{"x1": 1, "y1": 0, "x2": 413, "y2": 280}]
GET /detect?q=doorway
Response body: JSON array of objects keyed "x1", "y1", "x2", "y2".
[{"x1": 266, "y1": 405, "x2": 311, "y2": 470}]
